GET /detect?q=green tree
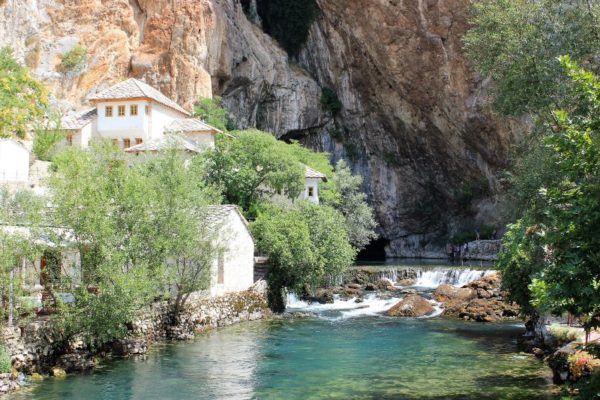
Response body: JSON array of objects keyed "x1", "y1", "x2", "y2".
[
  {"x1": 33, "y1": 111, "x2": 66, "y2": 161},
  {"x1": 497, "y1": 58, "x2": 600, "y2": 338},
  {"x1": 252, "y1": 202, "x2": 356, "y2": 312},
  {"x1": 139, "y1": 150, "x2": 221, "y2": 318},
  {"x1": 0, "y1": 188, "x2": 44, "y2": 325},
  {"x1": 193, "y1": 96, "x2": 235, "y2": 131},
  {"x1": 323, "y1": 160, "x2": 377, "y2": 249},
  {"x1": 203, "y1": 130, "x2": 306, "y2": 212},
  {"x1": 0, "y1": 47, "x2": 47, "y2": 138},
  {"x1": 49, "y1": 143, "x2": 220, "y2": 347},
  {"x1": 463, "y1": 0, "x2": 600, "y2": 116}
]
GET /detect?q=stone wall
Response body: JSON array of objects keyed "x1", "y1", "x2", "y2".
[{"x1": 0, "y1": 282, "x2": 270, "y2": 395}]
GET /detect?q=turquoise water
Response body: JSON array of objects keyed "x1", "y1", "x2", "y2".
[{"x1": 13, "y1": 315, "x2": 556, "y2": 399}]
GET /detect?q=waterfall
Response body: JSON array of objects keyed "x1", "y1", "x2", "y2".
[
  {"x1": 377, "y1": 269, "x2": 398, "y2": 282},
  {"x1": 414, "y1": 269, "x2": 494, "y2": 288}
]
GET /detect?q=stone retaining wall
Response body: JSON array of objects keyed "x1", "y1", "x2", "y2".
[{"x1": 0, "y1": 282, "x2": 270, "y2": 395}]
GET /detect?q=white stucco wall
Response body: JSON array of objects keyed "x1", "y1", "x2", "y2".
[
  {"x1": 182, "y1": 132, "x2": 216, "y2": 148},
  {"x1": 95, "y1": 100, "x2": 149, "y2": 140},
  {"x1": 300, "y1": 177, "x2": 322, "y2": 204},
  {"x1": 211, "y1": 210, "x2": 255, "y2": 297},
  {"x1": 150, "y1": 104, "x2": 185, "y2": 140},
  {"x1": 0, "y1": 140, "x2": 29, "y2": 183}
]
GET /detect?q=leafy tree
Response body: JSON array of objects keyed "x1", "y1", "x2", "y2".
[
  {"x1": 252, "y1": 201, "x2": 356, "y2": 312},
  {"x1": 139, "y1": 150, "x2": 221, "y2": 318},
  {"x1": 497, "y1": 58, "x2": 600, "y2": 338},
  {"x1": 0, "y1": 188, "x2": 44, "y2": 325},
  {"x1": 193, "y1": 96, "x2": 235, "y2": 131},
  {"x1": 49, "y1": 144, "x2": 219, "y2": 347},
  {"x1": 203, "y1": 130, "x2": 306, "y2": 212},
  {"x1": 463, "y1": 0, "x2": 600, "y2": 116},
  {"x1": 0, "y1": 47, "x2": 47, "y2": 138},
  {"x1": 322, "y1": 160, "x2": 377, "y2": 249},
  {"x1": 33, "y1": 111, "x2": 66, "y2": 161}
]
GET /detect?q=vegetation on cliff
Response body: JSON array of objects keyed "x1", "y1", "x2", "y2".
[
  {"x1": 250, "y1": 0, "x2": 320, "y2": 57},
  {"x1": 0, "y1": 47, "x2": 47, "y2": 139}
]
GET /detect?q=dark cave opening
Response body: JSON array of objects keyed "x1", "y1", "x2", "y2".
[{"x1": 356, "y1": 237, "x2": 389, "y2": 261}]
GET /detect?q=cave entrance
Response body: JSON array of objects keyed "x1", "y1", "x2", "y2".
[{"x1": 356, "y1": 238, "x2": 389, "y2": 261}]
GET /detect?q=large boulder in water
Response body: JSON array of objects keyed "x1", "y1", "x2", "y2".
[
  {"x1": 386, "y1": 294, "x2": 434, "y2": 317},
  {"x1": 433, "y1": 284, "x2": 476, "y2": 302}
]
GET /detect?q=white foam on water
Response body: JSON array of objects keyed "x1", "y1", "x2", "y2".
[
  {"x1": 414, "y1": 269, "x2": 496, "y2": 288},
  {"x1": 286, "y1": 292, "x2": 403, "y2": 319}
]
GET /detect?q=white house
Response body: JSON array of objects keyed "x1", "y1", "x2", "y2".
[
  {"x1": 59, "y1": 78, "x2": 221, "y2": 151},
  {"x1": 0, "y1": 139, "x2": 30, "y2": 183},
  {"x1": 206, "y1": 205, "x2": 255, "y2": 297},
  {"x1": 302, "y1": 166, "x2": 328, "y2": 204}
]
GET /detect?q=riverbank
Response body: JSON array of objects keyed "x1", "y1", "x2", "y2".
[{"x1": 0, "y1": 282, "x2": 271, "y2": 396}]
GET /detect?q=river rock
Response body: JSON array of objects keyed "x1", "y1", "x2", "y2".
[
  {"x1": 438, "y1": 273, "x2": 519, "y2": 322},
  {"x1": 375, "y1": 279, "x2": 396, "y2": 291},
  {"x1": 386, "y1": 295, "x2": 434, "y2": 317},
  {"x1": 433, "y1": 284, "x2": 476, "y2": 302},
  {"x1": 314, "y1": 288, "x2": 335, "y2": 304},
  {"x1": 51, "y1": 367, "x2": 66, "y2": 379},
  {"x1": 397, "y1": 279, "x2": 416, "y2": 286}
]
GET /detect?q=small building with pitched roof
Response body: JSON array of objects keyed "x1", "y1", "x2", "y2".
[
  {"x1": 58, "y1": 78, "x2": 221, "y2": 151},
  {"x1": 302, "y1": 165, "x2": 328, "y2": 204}
]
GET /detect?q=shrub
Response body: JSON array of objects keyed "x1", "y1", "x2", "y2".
[
  {"x1": 567, "y1": 351, "x2": 600, "y2": 381},
  {"x1": 320, "y1": 88, "x2": 343, "y2": 115},
  {"x1": 61, "y1": 45, "x2": 87, "y2": 72},
  {"x1": 0, "y1": 346, "x2": 11, "y2": 374},
  {"x1": 548, "y1": 325, "x2": 581, "y2": 347}
]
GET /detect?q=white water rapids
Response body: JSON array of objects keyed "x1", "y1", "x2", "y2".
[
  {"x1": 286, "y1": 266, "x2": 495, "y2": 319},
  {"x1": 286, "y1": 292, "x2": 443, "y2": 320},
  {"x1": 412, "y1": 268, "x2": 496, "y2": 288}
]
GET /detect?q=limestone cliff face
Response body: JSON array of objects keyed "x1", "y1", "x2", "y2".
[
  {"x1": 294, "y1": 0, "x2": 517, "y2": 256},
  {"x1": 0, "y1": 0, "x2": 515, "y2": 257},
  {"x1": 0, "y1": 0, "x2": 320, "y2": 134}
]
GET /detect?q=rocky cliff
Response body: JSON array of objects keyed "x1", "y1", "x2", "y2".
[{"x1": 0, "y1": 0, "x2": 516, "y2": 257}]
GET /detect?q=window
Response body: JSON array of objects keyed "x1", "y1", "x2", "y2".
[
  {"x1": 135, "y1": 138, "x2": 143, "y2": 145},
  {"x1": 308, "y1": 187, "x2": 315, "y2": 197},
  {"x1": 105, "y1": 106, "x2": 113, "y2": 117},
  {"x1": 145, "y1": 105, "x2": 149, "y2": 115},
  {"x1": 217, "y1": 252, "x2": 225, "y2": 284},
  {"x1": 66, "y1": 134, "x2": 73, "y2": 146},
  {"x1": 111, "y1": 139, "x2": 119, "y2": 147},
  {"x1": 118, "y1": 105, "x2": 126, "y2": 117},
  {"x1": 123, "y1": 138, "x2": 131, "y2": 148},
  {"x1": 130, "y1": 105, "x2": 138, "y2": 116}
]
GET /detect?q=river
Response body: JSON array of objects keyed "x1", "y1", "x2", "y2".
[{"x1": 12, "y1": 262, "x2": 558, "y2": 400}]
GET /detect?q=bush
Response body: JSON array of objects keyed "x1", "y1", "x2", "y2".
[
  {"x1": 578, "y1": 369, "x2": 600, "y2": 399},
  {"x1": 320, "y1": 88, "x2": 342, "y2": 115},
  {"x1": 0, "y1": 346, "x2": 11, "y2": 374},
  {"x1": 61, "y1": 45, "x2": 87, "y2": 71},
  {"x1": 548, "y1": 325, "x2": 581, "y2": 347}
]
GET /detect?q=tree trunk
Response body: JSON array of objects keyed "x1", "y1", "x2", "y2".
[{"x1": 267, "y1": 284, "x2": 286, "y2": 313}]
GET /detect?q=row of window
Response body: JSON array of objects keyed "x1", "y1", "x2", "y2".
[
  {"x1": 65, "y1": 136, "x2": 143, "y2": 148},
  {"x1": 112, "y1": 138, "x2": 143, "y2": 148},
  {"x1": 105, "y1": 105, "x2": 148, "y2": 117}
]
